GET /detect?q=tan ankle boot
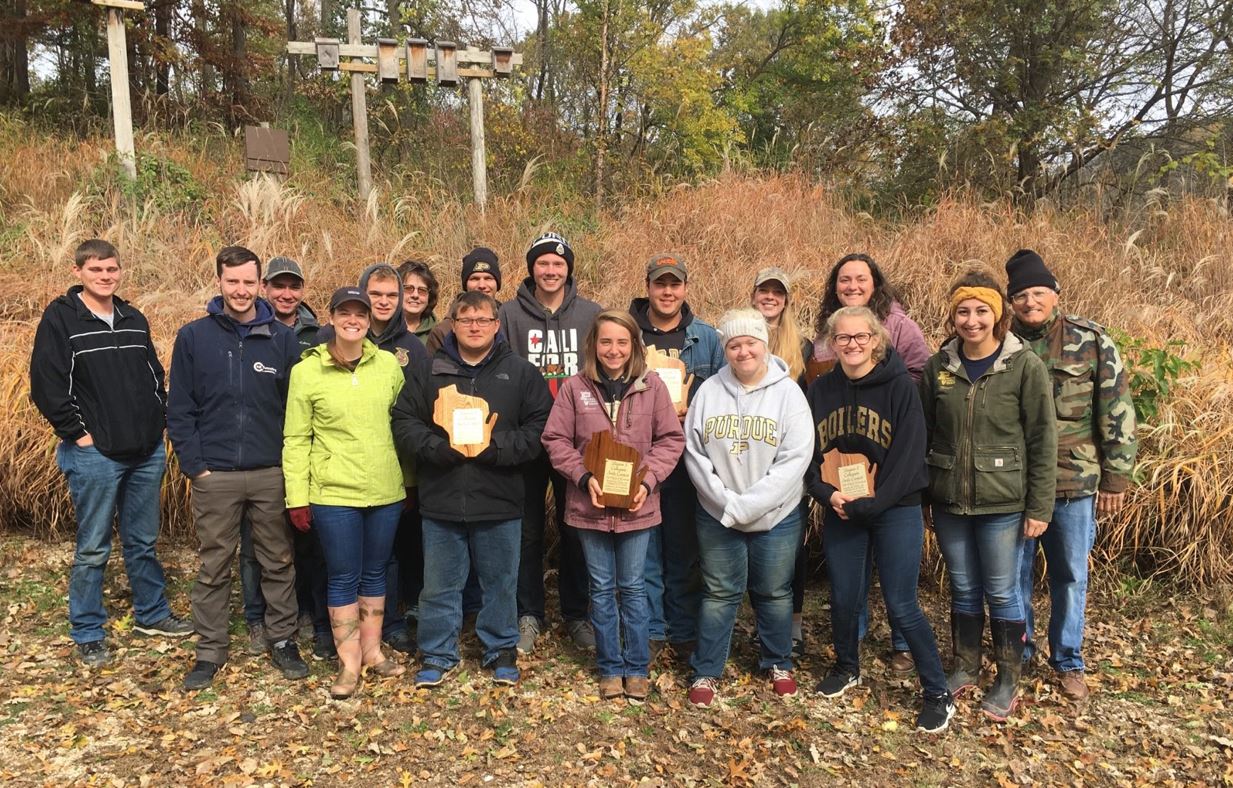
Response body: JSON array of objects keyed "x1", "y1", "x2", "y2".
[{"x1": 358, "y1": 595, "x2": 405, "y2": 678}]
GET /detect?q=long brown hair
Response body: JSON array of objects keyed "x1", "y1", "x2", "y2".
[
  {"x1": 582, "y1": 310, "x2": 648, "y2": 382},
  {"x1": 944, "y1": 267, "x2": 1011, "y2": 343},
  {"x1": 752, "y1": 279, "x2": 806, "y2": 380},
  {"x1": 814, "y1": 253, "x2": 901, "y2": 336}
]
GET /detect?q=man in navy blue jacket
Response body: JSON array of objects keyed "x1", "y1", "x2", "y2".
[{"x1": 167, "y1": 246, "x2": 307, "y2": 690}]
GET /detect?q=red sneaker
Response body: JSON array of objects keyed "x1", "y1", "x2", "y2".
[
  {"x1": 688, "y1": 677, "x2": 718, "y2": 707},
  {"x1": 770, "y1": 666, "x2": 798, "y2": 698}
]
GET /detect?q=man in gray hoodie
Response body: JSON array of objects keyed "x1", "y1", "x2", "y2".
[{"x1": 498, "y1": 232, "x2": 602, "y2": 653}]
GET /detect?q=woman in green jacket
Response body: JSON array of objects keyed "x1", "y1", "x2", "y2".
[
  {"x1": 283, "y1": 287, "x2": 407, "y2": 699},
  {"x1": 920, "y1": 269, "x2": 1057, "y2": 722}
]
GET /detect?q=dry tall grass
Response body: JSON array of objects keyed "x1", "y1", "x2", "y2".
[{"x1": 2, "y1": 124, "x2": 1230, "y2": 589}]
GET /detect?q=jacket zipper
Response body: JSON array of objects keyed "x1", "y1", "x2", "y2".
[
  {"x1": 960, "y1": 376, "x2": 978, "y2": 512},
  {"x1": 236, "y1": 339, "x2": 245, "y2": 468}
]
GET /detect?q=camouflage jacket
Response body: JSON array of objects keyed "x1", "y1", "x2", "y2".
[{"x1": 1012, "y1": 310, "x2": 1137, "y2": 497}]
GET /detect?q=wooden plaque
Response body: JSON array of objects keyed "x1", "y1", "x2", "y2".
[
  {"x1": 646, "y1": 346, "x2": 693, "y2": 414},
  {"x1": 244, "y1": 126, "x2": 290, "y2": 175},
  {"x1": 805, "y1": 358, "x2": 835, "y2": 385},
  {"x1": 432, "y1": 384, "x2": 498, "y2": 457},
  {"x1": 583, "y1": 430, "x2": 645, "y2": 509},
  {"x1": 820, "y1": 448, "x2": 876, "y2": 498}
]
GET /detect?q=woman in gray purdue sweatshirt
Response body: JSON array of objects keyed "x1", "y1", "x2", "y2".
[{"x1": 682, "y1": 308, "x2": 813, "y2": 708}]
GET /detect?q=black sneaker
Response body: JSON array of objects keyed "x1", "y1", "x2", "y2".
[
  {"x1": 815, "y1": 670, "x2": 861, "y2": 698},
  {"x1": 916, "y1": 693, "x2": 956, "y2": 734},
  {"x1": 78, "y1": 640, "x2": 112, "y2": 668},
  {"x1": 183, "y1": 660, "x2": 221, "y2": 690},
  {"x1": 270, "y1": 640, "x2": 309, "y2": 680},
  {"x1": 312, "y1": 632, "x2": 338, "y2": 661},
  {"x1": 383, "y1": 627, "x2": 415, "y2": 654},
  {"x1": 135, "y1": 613, "x2": 194, "y2": 638}
]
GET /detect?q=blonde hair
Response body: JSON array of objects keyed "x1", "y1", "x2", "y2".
[
  {"x1": 582, "y1": 310, "x2": 648, "y2": 382},
  {"x1": 752, "y1": 280, "x2": 806, "y2": 380},
  {"x1": 823, "y1": 306, "x2": 891, "y2": 364}
]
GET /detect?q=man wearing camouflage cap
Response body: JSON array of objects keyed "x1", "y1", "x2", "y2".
[{"x1": 1006, "y1": 249, "x2": 1137, "y2": 702}]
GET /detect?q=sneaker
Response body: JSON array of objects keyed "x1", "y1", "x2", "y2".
[
  {"x1": 566, "y1": 619, "x2": 596, "y2": 652},
  {"x1": 916, "y1": 693, "x2": 956, "y2": 734},
  {"x1": 815, "y1": 670, "x2": 861, "y2": 698},
  {"x1": 490, "y1": 649, "x2": 520, "y2": 686},
  {"x1": 599, "y1": 676, "x2": 624, "y2": 700},
  {"x1": 414, "y1": 663, "x2": 453, "y2": 689},
  {"x1": 270, "y1": 640, "x2": 309, "y2": 680},
  {"x1": 1058, "y1": 670, "x2": 1090, "y2": 700},
  {"x1": 77, "y1": 640, "x2": 112, "y2": 668},
  {"x1": 135, "y1": 613, "x2": 194, "y2": 638},
  {"x1": 770, "y1": 666, "x2": 798, "y2": 698},
  {"x1": 183, "y1": 660, "x2": 221, "y2": 690},
  {"x1": 516, "y1": 616, "x2": 541, "y2": 655},
  {"x1": 382, "y1": 627, "x2": 415, "y2": 654},
  {"x1": 246, "y1": 623, "x2": 268, "y2": 656},
  {"x1": 688, "y1": 677, "x2": 718, "y2": 708},
  {"x1": 624, "y1": 676, "x2": 650, "y2": 702},
  {"x1": 889, "y1": 650, "x2": 916, "y2": 675},
  {"x1": 312, "y1": 632, "x2": 338, "y2": 661}
]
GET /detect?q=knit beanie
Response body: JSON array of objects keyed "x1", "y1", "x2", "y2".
[
  {"x1": 1005, "y1": 249, "x2": 1059, "y2": 295},
  {"x1": 462, "y1": 247, "x2": 501, "y2": 290},
  {"x1": 525, "y1": 231, "x2": 575, "y2": 278},
  {"x1": 718, "y1": 307, "x2": 770, "y2": 346}
]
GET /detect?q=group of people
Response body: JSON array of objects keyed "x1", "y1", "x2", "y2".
[{"x1": 30, "y1": 234, "x2": 1136, "y2": 736}]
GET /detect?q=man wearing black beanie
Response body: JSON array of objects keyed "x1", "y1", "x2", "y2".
[{"x1": 462, "y1": 247, "x2": 502, "y2": 294}]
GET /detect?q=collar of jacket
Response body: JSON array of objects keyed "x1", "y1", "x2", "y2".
[
  {"x1": 65, "y1": 285, "x2": 131, "y2": 321},
  {"x1": 939, "y1": 332, "x2": 1027, "y2": 378},
  {"x1": 305, "y1": 338, "x2": 380, "y2": 367},
  {"x1": 1011, "y1": 308, "x2": 1059, "y2": 342}
]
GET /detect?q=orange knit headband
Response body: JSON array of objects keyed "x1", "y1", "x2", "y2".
[{"x1": 949, "y1": 286, "x2": 1003, "y2": 323}]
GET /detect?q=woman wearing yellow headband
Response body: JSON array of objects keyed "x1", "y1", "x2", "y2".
[{"x1": 920, "y1": 268, "x2": 1057, "y2": 723}]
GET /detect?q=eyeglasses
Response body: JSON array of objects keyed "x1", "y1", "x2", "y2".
[
  {"x1": 1010, "y1": 288, "x2": 1053, "y2": 305},
  {"x1": 832, "y1": 332, "x2": 873, "y2": 347},
  {"x1": 455, "y1": 317, "x2": 496, "y2": 328},
  {"x1": 404, "y1": 285, "x2": 430, "y2": 296}
]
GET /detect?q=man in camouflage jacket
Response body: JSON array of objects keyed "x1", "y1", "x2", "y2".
[{"x1": 1005, "y1": 249, "x2": 1137, "y2": 702}]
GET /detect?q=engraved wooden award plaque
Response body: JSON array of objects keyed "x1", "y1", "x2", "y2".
[
  {"x1": 433, "y1": 384, "x2": 498, "y2": 458},
  {"x1": 582, "y1": 430, "x2": 645, "y2": 509},
  {"x1": 645, "y1": 345, "x2": 693, "y2": 414},
  {"x1": 820, "y1": 448, "x2": 877, "y2": 497}
]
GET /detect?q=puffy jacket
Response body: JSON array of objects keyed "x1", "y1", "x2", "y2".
[
  {"x1": 542, "y1": 370, "x2": 685, "y2": 532},
  {"x1": 390, "y1": 336, "x2": 553, "y2": 523},
  {"x1": 920, "y1": 334, "x2": 1057, "y2": 522},
  {"x1": 167, "y1": 298, "x2": 301, "y2": 478},
  {"x1": 30, "y1": 286, "x2": 167, "y2": 460},
  {"x1": 282, "y1": 340, "x2": 406, "y2": 508},
  {"x1": 499, "y1": 278, "x2": 602, "y2": 397},
  {"x1": 813, "y1": 301, "x2": 930, "y2": 383}
]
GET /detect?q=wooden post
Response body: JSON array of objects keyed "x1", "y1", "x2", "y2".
[
  {"x1": 104, "y1": 7, "x2": 137, "y2": 179},
  {"x1": 347, "y1": 8, "x2": 373, "y2": 201},
  {"x1": 468, "y1": 77, "x2": 487, "y2": 212}
]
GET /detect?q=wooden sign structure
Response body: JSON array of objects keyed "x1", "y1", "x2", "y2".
[
  {"x1": 432, "y1": 384, "x2": 498, "y2": 457},
  {"x1": 287, "y1": 12, "x2": 522, "y2": 209},
  {"x1": 583, "y1": 431, "x2": 645, "y2": 509},
  {"x1": 93, "y1": 0, "x2": 144, "y2": 180},
  {"x1": 245, "y1": 126, "x2": 291, "y2": 175},
  {"x1": 646, "y1": 346, "x2": 693, "y2": 415},
  {"x1": 820, "y1": 449, "x2": 877, "y2": 498}
]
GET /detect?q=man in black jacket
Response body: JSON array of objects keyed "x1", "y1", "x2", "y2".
[
  {"x1": 391, "y1": 291, "x2": 553, "y2": 688},
  {"x1": 167, "y1": 246, "x2": 308, "y2": 690},
  {"x1": 30, "y1": 239, "x2": 192, "y2": 668}
]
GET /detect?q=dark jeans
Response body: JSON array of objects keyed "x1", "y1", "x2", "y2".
[
  {"x1": 647, "y1": 469, "x2": 702, "y2": 643},
  {"x1": 383, "y1": 498, "x2": 423, "y2": 638},
  {"x1": 518, "y1": 455, "x2": 588, "y2": 623},
  {"x1": 312, "y1": 502, "x2": 402, "y2": 607},
  {"x1": 822, "y1": 505, "x2": 948, "y2": 698}
]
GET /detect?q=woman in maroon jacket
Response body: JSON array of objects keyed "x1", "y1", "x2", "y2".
[{"x1": 543, "y1": 309, "x2": 685, "y2": 702}]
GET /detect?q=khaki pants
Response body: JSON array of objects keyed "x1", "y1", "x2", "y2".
[{"x1": 190, "y1": 467, "x2": 297, "y2": 663}]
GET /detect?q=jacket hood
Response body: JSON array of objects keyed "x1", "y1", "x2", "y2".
[
  {"x1": 359, "y1": 263, "x2": 409, "y2": 346},
  {"x1": 716, "y1": 353, "x2": 792, "y2": 396},
  {"x1": 629, "y1": 297, "x2": 695, "y2": 333},
  {"x1": 206, "y1": 295, "x2": 277, "y2": 327},
  {"x1": 440, "y1": 332, "x2": 509, "y2": 371},
  {"x1": 939, "y1": 332, "x2": 1028, "y2": 377},
  {"x1": 512, "y1": 276, "x2": 584, "y2": 319}
]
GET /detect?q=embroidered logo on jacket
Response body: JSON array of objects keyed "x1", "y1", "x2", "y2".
[{"x1": 252, "y1": 362, "x2": 277, "y2": 374}]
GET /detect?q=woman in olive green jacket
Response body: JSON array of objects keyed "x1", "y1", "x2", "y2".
[
  {"x1": 919, "y1": 269, "x2": 1057, "y2": 722},
  {"x1": 283, "y1": 287, "x2": 407, "y2": 699}
]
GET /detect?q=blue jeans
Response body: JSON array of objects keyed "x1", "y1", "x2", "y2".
[
  {"x1": 311, "y1": 502, "x2": 402, "y2": 607},
  {"x1": 419, "y1": 517, "x2": 520, "y2": 669},
  {"x1": 823, "y1": 505, "x2": 948, "y2": 697},
  {"x1": 56, "y1": 442, "x2": 172, "y2": 645},
  {"x1": 1019, "y1": 495, "x2": 1096, "y2": 672},
  {"x1": 690, "y1": 507, "x2": 801, "y2": 679},
  {"x1": 934, "y1": 510, "x2": 1025, "y2": 621},
  {"x1": 647, "y1": 471, "x2": 702, "y2": 643},
  {"x1": 856, "y1": 548, "x2": 911, "y2": 653},
  {"x1": 577, "y1": 527, "x2": 652, "y2": 678},
  {"x1": 239, "y1": 516, "x2": 265, "y2": 627}
]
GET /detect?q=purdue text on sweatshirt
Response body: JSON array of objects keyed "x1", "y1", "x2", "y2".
[
  {"x1": 805, "y1": 346, "x2": 928, "y2": 521},
  {"x1": 498, "y1": 277, "x2": 602, "y2": 397},
  {"x1": 684, "y1": 355, "x2": 813, "y2": 533}
]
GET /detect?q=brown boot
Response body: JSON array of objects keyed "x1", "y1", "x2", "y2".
[
  {"x1": 624, "y1": 676, "x2": 650, "y2": 702},
  {"x1": 358, "y1": 595, "x2": 405, "y2": 678},
  {"x1": 599, "y1": 676, "x2": 623, "y2": 700},
  {"x1": 1058, "y1": 670, "x2": 1089, "y2": 700},
  {"x1": 328, "y1": 603, "x2": 362, "y2": 699}
]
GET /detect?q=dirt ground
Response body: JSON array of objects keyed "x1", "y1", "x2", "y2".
[{"x1": 0, "y1": 534, "x2": 1230, "y2": 787}]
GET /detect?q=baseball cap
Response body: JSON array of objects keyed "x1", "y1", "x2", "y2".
[
  {"x1": 328, "y1": 286, "x2": 370, "y2": 312},
  {"x1": 753, "y1": 266, "x2": 791, "y2": 294},
  {"x1": 264, "y1": 256, "x2": 304, "y2": 282},
  {"x1": 646, "y1": 253, "x2": 688, "y2": 282}
]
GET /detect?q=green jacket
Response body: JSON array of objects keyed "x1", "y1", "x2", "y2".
[
  {"x1": 920, "y1": 333, "x2": 1057, "y2": 522},
  {"x1": 410, "y1": 312, "x2": 438, "y2": 345},
  {"x1": 283, "y1": 340, "x2": 406, "y2": 508},
  {"x1": 1013, "y1": 310, "x2": 1137, "y2": 497}
]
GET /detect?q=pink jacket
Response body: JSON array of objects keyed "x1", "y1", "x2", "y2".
[
  {"x1": 542, "y1": 370, "x2": 685, "y2": 533},
  {"x1": 812, "y1": 300, "x2": 930, "y2": 382}
]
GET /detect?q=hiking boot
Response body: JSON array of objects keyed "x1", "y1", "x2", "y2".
[
  {"x1": 246, "y1": 622, "x2": 268, "y2": 656},
  {"x1": 135, "y1": 613, "x2": 194, "y2": 638},
  {"x1": 688, "y1": 677, "x2": 719, "y2": 708},
  {"x1": 1058, "y1": 669, "x2": 1090, "y2": 700},
  {"x1": 947, "y1": 610, "x2": 984, "y2": 696},
  {"x1": 566, "y1": 619, "x2": 596, "y2": 652},
  {"x1": 78, "y1": 640, "x2": 112, "y2": 668},
  {"x1": 270, "y1": 640, "x2": 309, "y2": 680},
  {"x1": 382, "y1": 627, "x2": 415, "y2": 654},
  {"x1": 413, "y1": 663, "x2": 453, "y2": 689},
  {"x1": 770, "y1": 667, "x2": 798, "y2": 698},
  {"x1": 490, "y1": 649, "x2": 520, "y2": 686},
  {"x1": 183, "y1": 660, "x2": 221, "y2": 690},
  {"x1": 599, "y1": 676, "x2": 624, "y2": 700},
  {"x1": 312, "y1": 632, "x2": 337, "y2": 661},
  {"x1": 815, "y1": 670, "x2": 861, "y2": 698},
  {"x1": 890, "y1": 650, "x2": 916, "y2": 675},
  {"x1": 516, "y1": 616, "x2": 541, "y2": 655},
  {"x1": 916, "y1": 692, "x2": 956, "y2": 734},
  {"x1": 981, "y1": 619, "x2": 1026, "y2": 722},
  {"x1": 624, "y1": 676, "x2": 650, "y2": 702}
]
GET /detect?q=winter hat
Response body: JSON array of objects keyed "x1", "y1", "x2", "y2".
[
  {"x1": 1005, "y1": 249, "x2": 1059, "y2": 296},
  {"x1": 717, "y1": 307, "x2": 770, "y2": 346},
  {"x1": 462, "y1": 247, "x2": 502, "y2": 290},
  {"x1": 525, "y1": 231, "x2": 575, "y2": 278}
]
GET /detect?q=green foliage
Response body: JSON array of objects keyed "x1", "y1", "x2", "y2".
[
  {"x1": 92, "y1": 152, "x2": 207, "y2": 214},
  {"x1": 1111, "y1": 331, "x2": 1200, "y2": 425}
]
